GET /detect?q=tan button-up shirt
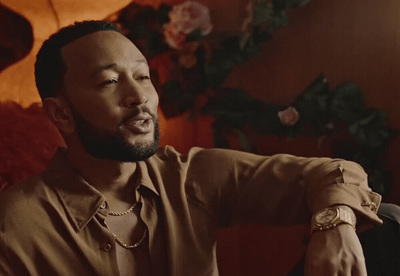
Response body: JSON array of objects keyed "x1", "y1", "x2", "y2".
[{"x1": 0, "y1": 146, "x2": 382, "y2": 275}]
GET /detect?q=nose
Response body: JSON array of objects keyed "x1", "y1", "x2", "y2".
[{"x1": 122, "y1": 84, "x2": 148, "y2": 108}]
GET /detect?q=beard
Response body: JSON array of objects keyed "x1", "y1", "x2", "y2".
[{"x1": 68, "y1": 103, "x2": 160, "y2": 162}]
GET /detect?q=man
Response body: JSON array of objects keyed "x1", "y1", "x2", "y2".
[{"x1": 0, "y1": 20, "x2": 384, "y2": 275}]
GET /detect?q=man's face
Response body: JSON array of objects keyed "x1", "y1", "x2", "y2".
[{"x1": 60, "y1": 31, "x2": 160, "y2": 162}]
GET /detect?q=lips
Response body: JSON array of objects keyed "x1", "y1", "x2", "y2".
[{"x1": 124, "y1": 113, "x2": 154, "y2": 134}]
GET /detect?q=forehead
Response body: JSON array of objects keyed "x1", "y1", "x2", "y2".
[{"x1": 60, "y1": 31, "x2": 146, "y2": 74}]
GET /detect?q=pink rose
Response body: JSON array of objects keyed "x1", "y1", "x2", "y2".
[
  {"x1": 164, "y1": 0, "x2": 213, "y2": 49},
  {"x1": 278, "y1": 107, "x2": 300, "y2": 126},
  {"x1": 164, "y1": 22, "x2": 187, "y2": 49}
]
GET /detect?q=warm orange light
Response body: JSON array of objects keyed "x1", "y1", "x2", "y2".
[{"x1": 0, "y1": 0, "x2": 132, "y2": 106}]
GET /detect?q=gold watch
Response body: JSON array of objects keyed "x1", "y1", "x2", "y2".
[{"x1": 311, "y1": 206, "x2": 355, "y2": 233}]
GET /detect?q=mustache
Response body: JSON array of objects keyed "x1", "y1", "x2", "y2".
[
  {"x1": 63, "y1": 94, "x2": 158, "y2": 127},
  {"x1": 122, "y1": 106, "x2": 158, "y2": 124}
]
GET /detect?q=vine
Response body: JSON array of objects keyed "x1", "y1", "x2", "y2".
[{"x1": 111, "y1": 0, "x2": 396, "y2": 195}]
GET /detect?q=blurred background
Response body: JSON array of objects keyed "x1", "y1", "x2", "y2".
[{"x1": 0, "y1": 0, "x2": 399, "y2": 273}]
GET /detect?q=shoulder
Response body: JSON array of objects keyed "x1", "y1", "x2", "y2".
[
  {"x1": 153, "y1": 145, "x2": 266, "y2": 164},
  {"x1": 0, "y1": 173, "x2": 53, "y2": 221},
  {"x1": 150, "y1": 146, "x2": 288, "y2": 183},
  {"x1": 152, "y1": 146, "x2": 354, "y2": 168}
]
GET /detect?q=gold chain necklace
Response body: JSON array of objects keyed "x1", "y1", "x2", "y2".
[
  {"x1": 105, "y1": 202, "x2": 147, "y2": 249},
  {"x1": 108, "y1": 202, "x2": 137, "y2": 216},
  {"x1": 104, "y1": 220, "x2": 148, "y2": 249}
]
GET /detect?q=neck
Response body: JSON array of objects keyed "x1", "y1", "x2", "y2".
[{"x1": 66, "y1": 145, "x2": 138, "y2": 202}]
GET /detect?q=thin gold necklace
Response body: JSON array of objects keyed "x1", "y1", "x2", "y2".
[
  {"x1": 104, "y1": 220, "x2": 148, "y2": 249},
  {"x1": 105, "y1": 202, "x2": 147, "y2": 249},
  {"x1": 108, "y1": 202, "x2": 138, "y2": 216}
]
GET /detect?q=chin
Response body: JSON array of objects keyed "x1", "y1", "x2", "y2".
[{"x1": 127, "y1": 135, "x2": 154, "y2": 146}]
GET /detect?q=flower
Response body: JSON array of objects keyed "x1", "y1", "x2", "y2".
[
  {"x1": 163, "y1": 22, "x2": 187, "y2": 49},
  {"x1": 163, "y1": 0, "x2": 213, "y2": 49},
  {"x1": 278, "y1": 106, "x2": 300, "y2": 126},
  {"x1": 178, "y1": 41, "x2": 200, "y2": 68}
]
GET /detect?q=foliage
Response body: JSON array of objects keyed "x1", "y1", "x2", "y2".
[{"x1": 113, "y1": 0, "x2": 396, "y2": 195}]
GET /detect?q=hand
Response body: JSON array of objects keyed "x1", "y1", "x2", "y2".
[{"x1": 304, "y1": 224, "x2": 367, "y2": 276}]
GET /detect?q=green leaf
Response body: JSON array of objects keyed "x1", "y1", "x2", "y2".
[
  {"x1": 331, "y1": 82, "x2": 364, "y2": 122},
  {"x1": 234, "y1": 129, "x2": 253, "y2": 152},
  {"x1": 250, "y1": 104, "x2": 286, "y2": 135},
  {"x1": 160, "y1": 81, "x2": 194, "y2": 118},
  {"x1": 253, "y1": 0, "x2": 273, "y2": 26},
  {"x1": 348, "y1": 110, "x2": 390, "y2": 148},
  {"x1": 205, "y1": 38, "x2": 260, "y2": 87},
  {"x1": 298, "y1": 0, "x2": 311, "y2": 6},
  {"x1": 294, "y1": 75, "x2": 331, "y2": 133},
  {"x1": 212, "y1": 122, "x2": 230, "y2": 149},
  {"x1": 157, "y1": 3, "x2": 172, "y2": 23},
  {"x1": 205, "y1": 60, "x2": 236, "y2": 87},
  {"x1": 272, "y1": 10, "x2": 289, "y2": 30},
  {"x1": 273, "y1": 0, "x2": 310, "y2": 10}
]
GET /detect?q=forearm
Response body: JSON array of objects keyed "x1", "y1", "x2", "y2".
[
  {"x1": 186, "y1": 149, "x2": 382, "y2": 228},
  {"x1": 228, "y1": 155, "x2": 381, "y2": 228}
]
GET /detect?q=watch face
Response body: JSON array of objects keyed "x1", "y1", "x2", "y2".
[{"x1": 315, "y1": 208, "x2": 338, "y2": 225}]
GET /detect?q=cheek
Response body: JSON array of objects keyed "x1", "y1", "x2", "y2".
[
  {"x1": 75, "y1": 99, "x2": 121, "y2": 127},
  {"x1": 149, "y1": 88, "x2": 159, "y2": 110},
  {"x1": 152, "y1": 93, "x2": 159, "y2": 111}
]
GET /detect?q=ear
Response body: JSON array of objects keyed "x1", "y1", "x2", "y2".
[{"x1": 43, "y1": 97, "x2": 75, "y2": 134}]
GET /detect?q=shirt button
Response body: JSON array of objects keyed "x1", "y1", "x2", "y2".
[{"x1": 103, "y1": 243, "x2": 112, "y2": 252}]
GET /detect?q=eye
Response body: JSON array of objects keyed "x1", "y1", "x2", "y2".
[
  {"x1": 137, "y1": 75, "x2": 150, "y2": 81},
  {"x1": 102, "y1": 79, "x2": 118, "y2": 86}
]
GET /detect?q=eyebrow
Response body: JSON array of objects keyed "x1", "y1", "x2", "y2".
[{"x1": 91, "y1": 58, "x2": 148, "y2": 77}]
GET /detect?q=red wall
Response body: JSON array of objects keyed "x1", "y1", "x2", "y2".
[{"x1": 159, "y1": 0, "x2": 400, "y2": 204}]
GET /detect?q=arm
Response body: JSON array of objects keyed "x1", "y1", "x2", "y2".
[
  {"x1": 215, "y1": 152, "x2": 381, "y2": 227},
  {"x1": 179, "y1": 147, "x2": 381, "y2": 275},
  {"x1": 305, "y1": 205, "x2": 367, "y2": 275},
  {"x1": 180, "y1": 147, "x2": 381, "y2": 226},
  {"x1": 229, "y1": 153, "x2": 381, "y2": 275},
  {"x1": 186, "y1": 148, "x2": 382, "y2": 275}
]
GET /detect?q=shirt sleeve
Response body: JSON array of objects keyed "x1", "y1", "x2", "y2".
[
  {"x1": 0, "y1": 234, "x2": 13, "y2": 276},
  {"x1": 183, "y1": 147, "x2": 382, "y2": 229}
]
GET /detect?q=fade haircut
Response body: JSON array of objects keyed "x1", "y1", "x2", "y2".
[{"x1": 34, "y1": 20, "x2": 120, "y2": 100}]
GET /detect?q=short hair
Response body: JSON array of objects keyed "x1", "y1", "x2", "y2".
[{"x1": 34, "y1": 20, "x2": 121, "y2": 100}]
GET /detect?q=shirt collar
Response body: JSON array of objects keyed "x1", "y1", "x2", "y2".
[
  {"x1": 42, "y1": 148, "x2": 160, "y2": 232},
  {"x1": 42, "y1": 148, "x2": 106, "y2": 232},
  {"x1": 137, "y1": 160, "x2": 160, "y2": 197}
]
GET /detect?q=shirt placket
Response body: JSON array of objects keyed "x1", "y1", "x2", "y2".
[
  {"x1": 95, "y1": 201, "x2": 121, "y2": 276},
  {"x1": 138, "y1": 188, "x2": 168, "y2": 276}
]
